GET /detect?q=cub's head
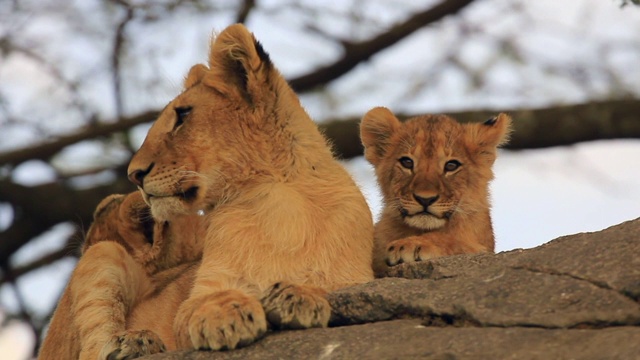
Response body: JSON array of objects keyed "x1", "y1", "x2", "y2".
[
  {"x1": 83, "y1": 191, "x2": 154, "y2": 256},
  {"x1": 127, "y1": 24, "x2": 293, "y2": 221},
  {"x1": 360, "y1": 107, "x2": 512, "y2": 231},
  {"x1": 83, "y1": 191, "x2": 205, "y2": 271}
]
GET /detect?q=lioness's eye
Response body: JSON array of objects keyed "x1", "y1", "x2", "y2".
[
  {"x1": 444, "y1": 160, "x2": 461, "y2": 172},
  {"x1": 399, "y1": 156, "x2": 414, "y2": 170},
  {"x1": 174, "y1": 106, "x2": 192, "y2": 129}
]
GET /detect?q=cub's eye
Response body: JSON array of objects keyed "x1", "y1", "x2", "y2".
[
  {"x1": 444, "y1": 160, "x2": 461, "y2": 172},
  {"x1": 399, "y1": 156, "x2": 414, "y2": 170},
  {"x1": 174, "y1": 106, "x2": 192, "y2": 128}
]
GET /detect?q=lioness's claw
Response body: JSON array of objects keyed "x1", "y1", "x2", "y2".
[
  {"x1": 260, "y1": 282, "x2": 330, "y2": 330},
  {"x1": 174, "y1": 290, "x2": 267, "y2": 351}
]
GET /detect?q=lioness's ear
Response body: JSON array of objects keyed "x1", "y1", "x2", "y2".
[
  {"x1": 184, "y1": 64, "x2": 209, "y2": 89},
  {"x1": 205, "y1": 24, "x2": 273, "y2": 102},
  {"x1": 360, "y1": 107, "x2": 401, "y2": 166},
  {"x1": 465, "y1": 113, "x2": 512, "y2": 160}
]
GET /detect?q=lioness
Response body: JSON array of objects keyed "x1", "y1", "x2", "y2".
[
  {"x1": 38, "y1": 192, "x2": 205, "y2": 360},
  {"x1": 360, "y1": 107, "x2": 511, "y2": 275},
  {"x1": 127, "y1": 24, "x2": 374, "y2": 350}
]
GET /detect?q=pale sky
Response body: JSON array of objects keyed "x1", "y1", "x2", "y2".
[{"x1": 1, "y1": 0, "x2": 640, "y2": 358}]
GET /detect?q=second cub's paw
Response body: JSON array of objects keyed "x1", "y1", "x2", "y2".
[
  {"x1": 173, "y1": 290, "x2": 267, "y2": 351},
  {"x1": 260, "y1": 282, "x2": 330, "y2": 330},
  {"x1": 99, "y1": 329, "x2": 166, "y2": 360},
  {"x1": 386, "y1": 237, "x2": 444, "y2": 266}
]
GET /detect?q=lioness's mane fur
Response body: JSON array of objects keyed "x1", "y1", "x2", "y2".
[{"x1": 127, "y1": 24, "x2": 374, "y2": 350}]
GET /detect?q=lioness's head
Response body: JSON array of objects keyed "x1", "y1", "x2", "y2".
[
  {"x1": 360, "y1": 107, "x2": 512, "y2": 231},
  {"x1": 128, "y1": 24, "x2": 302, "y2": 221},
  {"x1": 83, "y1": 191, "x2": 154, "y2": 255}
]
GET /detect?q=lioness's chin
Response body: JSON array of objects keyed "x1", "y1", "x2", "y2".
[{"x1": 404, "y1": 214, "x2": 447, "y2": 230}]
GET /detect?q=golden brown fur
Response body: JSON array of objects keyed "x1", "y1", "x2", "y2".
[
  {"x1": 127, "y1": 24, "x2": 374, "y2": 351},
  {"x1": 360, "y1": 107, "x2": 512, "y2": 275},
  {"x1": 38, "y1": 192, "x2": 205, "y2": 360}
]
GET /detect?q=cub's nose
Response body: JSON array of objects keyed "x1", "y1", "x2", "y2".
[
  {"x1": 128, "y1": 163, "x2": 154, "y2": 188},
  {"x1": 413, "y1": 194, "x2": 438, "y2": 211}
]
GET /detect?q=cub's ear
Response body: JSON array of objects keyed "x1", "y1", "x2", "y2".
[
  {"x1": 360, "y1": 107, "x2": 401, "y2": 166},
  {"x1": 465, "y1": 113, "x2": 512, "y2": 161},
  {"x1": 205, "y1": 24, "x2": 273, "y2": 102}
]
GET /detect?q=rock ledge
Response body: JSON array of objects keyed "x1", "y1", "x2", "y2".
[{"x1": 144, "y1": 218, "x2": 640, "y2": 359}]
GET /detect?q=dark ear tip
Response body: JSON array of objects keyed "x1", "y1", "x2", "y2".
[
  {"x1": 483, "y1": 116, "x2": 498, "y2": 126},
  {"x1": 254, "y1": 39, "x2": 272, "y2": 67}
]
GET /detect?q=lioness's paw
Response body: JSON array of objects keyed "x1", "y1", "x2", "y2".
[
  {"x1": 99, "y1": 329, "x2": 165, "y2": 360},
  {"x1": 260, "y1": 282, "x2": 330, "y2": 330},
  {"x1": 386, "y1": 237, "x2": 442, "y2": 266},
  {"x1": 173, "y1": 290, "x2": 267, "y2": 351}
]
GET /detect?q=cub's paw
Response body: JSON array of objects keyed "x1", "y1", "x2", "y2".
[
  {"x1": 99, "y1": 329, "x2": 166, "y2": 360},
  {"x1": 173, "y1": 290, "x2": 267, "y2": 351},
  {"x1": 260, "y1": 282, "x2": 330, "y2": 330},
  {"x1": 386, "y1": 237, "x2": 443, "y2": 266}
]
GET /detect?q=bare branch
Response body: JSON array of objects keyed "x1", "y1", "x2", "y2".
[
  {"x1": 235, "y1": 0, "x2": 255, "y2": 24},
  {"x1": 0, "y1": 167, "x2": 135, "y2": 266},
  {"x1": 0, "y1": 111, "x2": 157, "y2": 167},
  {"x1": 0, "y1": 245, "x2": 77, "y2": 286},
  {"x1": 1, "y1": 99, "x2": 640, "y2": 169},
  {"x1": 288, "y1": 0, "x2": 477, "y2": 92},
  {"x1": 110, "y1": 0, "x2": 135, "y2": 118},
  {"x1": 323, "y1": 99, "x2": 640, "y2": 159}
]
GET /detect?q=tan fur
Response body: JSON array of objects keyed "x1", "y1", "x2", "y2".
[
  {"x1": 38, "y1": 192, "x2": 205, "y2": 360},
  {"x1": 360, "y1": 107, "x2": 512, "y2": 276},
  {"x1": 127, "y1": 24, "x2": 374, "y2": 351}
]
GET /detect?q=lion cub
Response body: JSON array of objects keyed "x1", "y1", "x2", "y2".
[
  {"x1": 127, "y1": 24, "x2": 374, "y2": 351},
  {"x1": 360, "y1": 107, "x2": 512, "y2": 275},
  {"x1": 38, "y1": 192, "x2": 205, "y2": 360}
]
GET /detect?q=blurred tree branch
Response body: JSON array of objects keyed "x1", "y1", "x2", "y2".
[
  {"x1": 1, "y1": 99, "x2": 638, "y2": 169},
  {"x1": 288, "y1": 0, "x2": 476, "y2": 92},
  {"x1": 0, "y1": 111, "x2": 157, "y2": 167},
  {"x1": 0, "y1": 164, "x2": 135, "y2": 269},
  {"x1": 323, "y1": 99, "x2": 640, "y2": 159},
  {"x1": 236, "y1": 0, "x2": 255, "y2": 24}
]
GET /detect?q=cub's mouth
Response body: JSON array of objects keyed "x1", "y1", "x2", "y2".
[
  {"x1": 400, "y1": 208, "x2": 450, "y2": 231},
  {"x1": 399, "y1": 207, "x2": 453, "y2": 220}
]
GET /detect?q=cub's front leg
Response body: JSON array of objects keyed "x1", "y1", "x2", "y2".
[
  {"x1": 260, "y1": 282, "x2": 330, "y2": 330},
  {"x1": 173, "y1": 289, "x2": 267, "y2": 351},
  {"x1": 99, "y1": 329, "x2": 166, "y2": 360},
  {"x1": 72, "y1": 242, "x2": 151, "y2": 360},
  {"x1": 385, "y1": 235, "x2": 449, "y2": 266}
]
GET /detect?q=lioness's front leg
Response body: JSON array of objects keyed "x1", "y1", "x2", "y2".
[
  {"x1": 385, "y1": 236, "x2": 448, "y2": 266},
  {"x1": 260, "y1": 282, "x2": 330, "y2": 330},
  {"x1": 173, "y1": 289, "x2": 267, "y2": 350}
]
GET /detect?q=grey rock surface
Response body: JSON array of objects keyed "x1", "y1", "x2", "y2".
[{"x1": 143, "y1": 218, "x2": 640, "y2": 359}]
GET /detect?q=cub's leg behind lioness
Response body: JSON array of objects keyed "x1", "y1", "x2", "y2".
[
  {"x1": 360, "y1": 107, "x2": 512, "y2": 275},
  {"x1": 127, "y1": 24, "x2": 374, "y2": 351},
  {"x1": 38, "y1": 192, "x2": 204, "y2": 360}
]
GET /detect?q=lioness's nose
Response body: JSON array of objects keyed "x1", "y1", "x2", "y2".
[
  {"x1": 414, "y1": 194, "x2": 438, "y2": 210},
  {"x1": 128, "y1": 163, "x2": 154, "y2": 188}
]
